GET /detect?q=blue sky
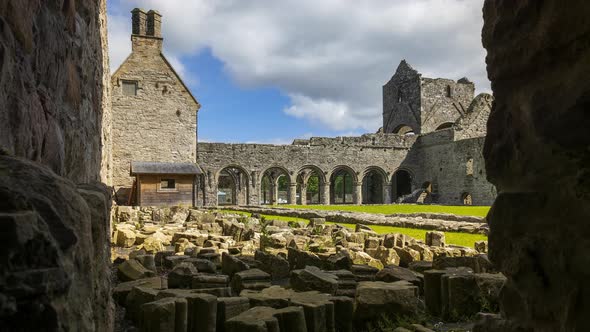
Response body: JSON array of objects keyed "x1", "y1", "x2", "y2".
[{"x1": 107, "y1": 0, "x2": 489, "y2": 144}]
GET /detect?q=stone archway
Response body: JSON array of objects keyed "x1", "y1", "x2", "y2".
[
  {"x1": 260, "y1": 167, "x2": 291, "y2": 205},
  {"x1": 392, "y1": 124, "x2": 415, "y2": 135},
  {"x1": 217, "y1": 166, "x2": 250, "y2": 205},
  {"x1": 330, "y1": 166, "x2": 357, "y2": 204},
  {"x1": 362, "y1": 167, "x2": 387, "y2": 204},
  {"x1": 392, "y1": 169, "x2": 412, "y2": 201}
]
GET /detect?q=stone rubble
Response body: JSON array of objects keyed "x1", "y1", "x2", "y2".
[{"x1": 111, "y1": 206, "x2": 504, "y2": 331}]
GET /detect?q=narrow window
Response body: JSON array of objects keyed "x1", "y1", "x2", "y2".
[
  {"x1": 122, "y1": 80, "x2": 138, "y2": 96},
  {"x1": 466, "y1": 158, "x2": 474, "y2": 176},
  {"x1": 398, "y1": 88, "x2": 403, "y2": 102},
  {"x1": 446, "y1": 85, "x2": 452, "y2": 98},
  {"x1": 462, "y1": 192, "x2": 473, "y2": 205},
  {"x1": 160, "y1": 178, "x2": 176, "y2": 190}
]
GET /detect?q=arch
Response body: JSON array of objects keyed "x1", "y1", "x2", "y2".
[
  {"x1": 215, "y1": 164, "x2": 251, "y2": 185},
  {"x1": 362, "y1": 166, "x2": 387, "y2": 204},
  {"x1": 422, "y1": 181, "x2": 432, "y2": 193},
  {"x1": 392, "y1": 169, "x2": 413, "y2": 201},
  {"x1": 295, "y1": 165, "x2": 327, "y2": 184},
  {"x1": 296, "y1": 165, "x2": 326, "y2": 205},
  {"x1": 462, "y1": 192, "x2": 473, "y2": 205},
  {"x1": 329, "y1": 165, "x2": 357, "y2": 204},
  {"x1": 260, "y1": 166, "x2": 291, "y2": 205},
  {"x1": 435, "y1": 122, "x2": 454, "y2": 131},
  {"x1": 392, "y1": 124, "x2": 415, "y2": 135},
  {"x1": 217, "y1": 165, "x2": 250, "y2": 205}
]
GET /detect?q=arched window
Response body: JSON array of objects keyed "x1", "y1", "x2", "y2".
[{"x1": 398, "y1": 88, "x2": 403, "y2": 103}]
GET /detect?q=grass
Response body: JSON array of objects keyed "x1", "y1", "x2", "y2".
[
  {"x1": 218, "y1": 209, "x2": 487, "y2": 248},
  {"x1": 279, "y1": 204, "x2": 490, "y2": 217}
]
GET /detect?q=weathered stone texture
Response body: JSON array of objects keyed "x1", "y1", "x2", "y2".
[
  {"x1": 477, "y1": 1, "x2": 590, "y2": 331},
  {"x1": 0, "y1": 156, "x2": 114, "y2": 331},
  {"x1": 111, "y1": 15, "x2": 200, "y2": 198},
  {"x1": 0, "y1": 0, "x2": 111, "y2": 184}
]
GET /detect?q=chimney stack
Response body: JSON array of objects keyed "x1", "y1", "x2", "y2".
[
  {"x1": 147, "y1": 10, "x2": 162, "y2": 38},
  {"x1": 131, "y1": 8, "x2": 147, "y2": 35}
]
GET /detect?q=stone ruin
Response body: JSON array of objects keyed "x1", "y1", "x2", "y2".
[
  {"x1": 110, "y1": 206, "x2": 502, "y2": 331},
  {"x1": 1, "y1": 0, "x2": 589, "y2": 331}
]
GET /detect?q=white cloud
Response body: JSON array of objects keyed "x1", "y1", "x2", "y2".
[{"x1": 108, "y1": 0, "x2": 489, "y2": 132}]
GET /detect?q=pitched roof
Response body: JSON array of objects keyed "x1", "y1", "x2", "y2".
[{"x1": 130, "y1": 162, "x2": 202, "y2": 175}]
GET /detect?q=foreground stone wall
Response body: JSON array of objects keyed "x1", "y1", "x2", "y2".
[
  {"x1": 0, "y1": 0, "x2": 111, "y2": 184},
  {"x1": 477, "y1": 1, "x2": 590, "y2": 331},
  {"x1": 0, "y1": 1, "x2": 113, "y2": 330}
]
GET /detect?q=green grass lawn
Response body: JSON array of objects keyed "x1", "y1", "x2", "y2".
[
  {"x1": 279, "y1": 204, "x2": 490, "y2": 217},
  {"x1": 219, "y1": 210, "x2": 487, "y2": 248}
]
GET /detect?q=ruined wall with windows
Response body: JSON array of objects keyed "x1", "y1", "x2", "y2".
[
  {"x1": 197, "y1": 61, "x2": 496, "y2": 207},
  {"x1": 111, "y1": 9, "x2": 200, "y2": 202}
]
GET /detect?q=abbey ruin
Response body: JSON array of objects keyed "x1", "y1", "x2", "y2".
[
  {"x1": 1, "y1": 1, "x2": 589, "y2": 331},
  {"x1": 110, "y1": 11, "x2": 496, "y2": 208}
]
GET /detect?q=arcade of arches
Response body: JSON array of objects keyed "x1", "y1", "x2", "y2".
[{"x1": 208, "y1": 164, "x2": 426, "y2": 206}]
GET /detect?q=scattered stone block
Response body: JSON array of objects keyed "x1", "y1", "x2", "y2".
[
  {"x1": 329, "y1": 296, "x2": 354, "y2": 332},
  {"x1": 164, "y1": 255, "x2": 190, "y2": 269},
  {"x1": 135, "y1": 254, "x2": 157, "y2": 272},
  {"x1": 115, "y1": 228, "x2": 137, "y2": 247},
  {"x1": 475, "y1": 241, "x2": 488, "y2": 253},
  {"x1": 117, "y1": 259, "x2": 156, "y2": 282},
  {"x1": 140, "y1": 297, "x2": 188, "y2": 332},
  {"x1": 364, "y1": 237, "x2": 380, "y2": 249},
  {"x1": 355, "y1": 281, "x2": 418, "y2": 322},
  {"x1": 225, "y1": 306, "x2": 307, "y2": 332},
  {"x1": 113, "y1": 277, "x2": 166, "y2": 305},
  {"x1": 425, "y1": 231, "x2": 446, "y2": 247},
  {"x1": 408, "y1": 261, "x2": 433, "y2": 274},
  {"x1": 217, "y1": 297, "x2": 250, "y2": 332},
  {"x1": 185, "y1": 258, "x2": 216, "y2": 273},
  {"x1": 255, "y1": 250, "x2": 291, "y2": 279},
  {"x1": 168, "y1": 262, "x2": 199, "y2": 289},
  {"x1": 291, "y1": 266, "x2": 339, "y2": 295},
  {"x1": 186, "y1": 293, "x2": 217, "y2": 332},
  {"x1": 326, "y1": 270, "x2": 358, "y2": 297},
  {"x1": 288, "y1": 247, "x2": 322, "y2": 270},
  {"x1": 372, "y1": 246, "x2": 401, "y2": 266},
  {"x1": 125, "y1": 286, "x2": 159, "y2": 323},
  {"x1": 231, "y1": 268, "x2": 271, "y2": 294},
  {"x1": 351, "y1": 264, "x2": 379, "y2": 281},
  {"x1": 376, "y1": 266, "x2": 422, "y2": 291},
  {"x1": 192, "y1": 274, "x2": 230, "y2": 290},
  {"x1": 394, "y1": 247, "x2": 421, "y2": 267},
  {"x1": 222, "y1": 252, "x2": 250, "y2": 277}
]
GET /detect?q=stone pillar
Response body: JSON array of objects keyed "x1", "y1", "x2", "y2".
[
  {"x1": 320, "y1": 182, "x2": 330, "y2": 205},
  {"x1": 288, "y1": 183, "x2": 297, "y2": 205},
  {"x1": 384, "y1": 185, "x2": 393, "y2": 204},
  {"x1": 271, "y1": 183, "x2": 278, "y2": 205},
  {"x1": 353, "y1": 182, "x2": 363, "y2": 205},
  {"x1": 300, "y1": 183, "x2": 308, "y2": 205}
]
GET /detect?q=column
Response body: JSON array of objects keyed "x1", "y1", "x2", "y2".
[
  {"x1": 300, "y1": 183, "x2": 308, "y2": 205},
  {"x1": 353, "y1": 182, "x2": 363, "y2": 205},
  {"x1": 320, "y1": 182, "x2": 330, "y2": 205},
  {"x1": 288, "y1": 183, "x2": 297, "y2": 205},
  {"x1": 271, "y1": 183, "x2": 278, "y2": 205},
  {"x1": 384, "y1": 185, "x2": 393, "y2": 204}
]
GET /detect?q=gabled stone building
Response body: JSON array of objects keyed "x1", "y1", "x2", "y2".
[{"x1": 111, "y1": 9, "x2": 201, "y2": 205}]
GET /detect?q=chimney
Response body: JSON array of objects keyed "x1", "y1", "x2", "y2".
[
  {"x1": 147, "y1": 10, "x2": 162, "y2": 38},
  {"x1": 131, "y1": 8, "x2": 147, "y2": 35}
]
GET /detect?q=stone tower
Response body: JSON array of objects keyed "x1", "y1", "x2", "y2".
[
  {"x1": 382, "y1": 60, "x2": 475, "y2": 135},
  {"x1": 111, "y1": 8, "x2": 201, "y2": 202}
]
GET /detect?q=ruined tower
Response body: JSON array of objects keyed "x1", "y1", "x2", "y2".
[
  {"x1": 111, "y1": 9, "x2": 201, "y2": 205},
  {"x1": 382, "y1": 60, "x2": 475, "y2": 135}
]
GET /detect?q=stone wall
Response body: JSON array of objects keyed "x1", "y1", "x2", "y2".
[
  {"x1": 476, "y1": 1, "x2": 590, "y2": 331},
  {"x1": 0, "y1": 1, "x2": 113, "y2": 330},
  {"x1": 111, "y1": 11, "x2": 199, "y2": 200},
  {"x1": 383, "y1": 60, "x2": 422, "y2": 134},
  {"x1": 0, "y1": 0, "x2": 111, "y2": 184},
  {"x1": 382, "y1": 60, "x2": 475, "y2": 135},
  {"x1": 420, "y1": 77, "x2": 474, "y2": 133},
  {"x1": 198, "y1": 127, "x2": 496, "y2": 206}
]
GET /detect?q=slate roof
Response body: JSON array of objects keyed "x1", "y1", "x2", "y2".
[{"x1": 130, "y1": 162, "x2": 202, "y2": 175}]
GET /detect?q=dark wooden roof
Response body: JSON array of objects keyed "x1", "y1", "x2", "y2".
[{"x1": 130, "y1": 162, "x2": 202, "y2": 175}]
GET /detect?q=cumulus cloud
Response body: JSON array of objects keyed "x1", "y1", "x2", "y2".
[{"x1": 108, "y1": 0, "x2": 488, "y2": 132}]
